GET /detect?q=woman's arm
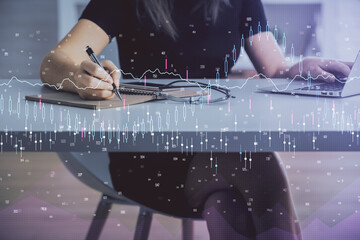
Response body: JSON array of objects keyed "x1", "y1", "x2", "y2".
[
  {"x1": 245, "y1": 32, "x2": 352, "y2": 82},
  {"x1": 244, "y1": 32, "x2": 288, "y2": 79},
  {"x1": 40, "y1": 19, "x2": 120, "y2": 99}
]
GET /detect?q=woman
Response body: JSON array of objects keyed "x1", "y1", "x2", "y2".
[{"x1": 40, "y1": 0, "x2": 352, "y2": 239}]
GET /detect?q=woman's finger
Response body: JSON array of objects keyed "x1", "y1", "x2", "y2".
[
  {"x1": 80, "y1": 60, "x2": 113, "y2": 83},
  {"x1": 341, "y1": 61, "x2": 354, "y2": 69},
  {"x1": 315, "y1": 66, "x2": 336, "y2": 83},
  {"x1": 102, "y1": 60, "x2": 121, "y2": 88},
  {"x1": 81, "y1": 74, "x2": 114, "y2": 90},
  {"x1": 319, "y1": 60, "x2": 351, "y2": 79}
]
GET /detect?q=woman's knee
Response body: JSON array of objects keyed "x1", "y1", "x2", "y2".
[{"x1": 202, "y1": 190, "x2": 257, "y2": 239}]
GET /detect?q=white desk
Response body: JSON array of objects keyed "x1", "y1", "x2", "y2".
[
  {"x1": 2, "y1": 78, "x2": 360, "y2": 239},
  {"x1": 1, "y1": 78, "x2": 360, "y2": 152}
]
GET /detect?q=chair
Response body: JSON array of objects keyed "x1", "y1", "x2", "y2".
[{"x1": 57, "y1": 152, "x2": 199, "y2": 240}]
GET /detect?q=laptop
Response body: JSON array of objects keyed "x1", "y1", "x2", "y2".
[{"x1": 259, "y1": 51, "x2": 360, "y2": 98}]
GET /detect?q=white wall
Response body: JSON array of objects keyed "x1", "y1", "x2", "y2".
[
  {"x1": 0, "y1": 0, "x2": 58, "y2": 79},
  {"x1": 235, "y1": 0, "x2": 360, "y2": 70},
  {"x1": 320, "y1": 0, "x2": 360, "y2": 61},
  {"x1": 263, "y1": 0, "x2": 360, "y2": 61},
  {"x1": 57, "y1": 0, "x2": 89, "y2": 42}
]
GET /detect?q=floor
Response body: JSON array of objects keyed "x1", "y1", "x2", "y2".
[{"x1": 0, "y1": 152, "x2": 359, "y2": 240}]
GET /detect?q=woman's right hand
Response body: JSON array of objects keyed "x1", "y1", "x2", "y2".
[{"x1": 73, "y1": 60, "x2": 120, "y2": 100}]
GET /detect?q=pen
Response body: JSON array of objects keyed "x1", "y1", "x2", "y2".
[{"x1": 85, "y1": 46, "x2": 122, "y2": 101}]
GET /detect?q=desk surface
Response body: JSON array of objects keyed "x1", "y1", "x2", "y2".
[{"x1": 1, "y1": 78, "x2": 360, "y2": 152}]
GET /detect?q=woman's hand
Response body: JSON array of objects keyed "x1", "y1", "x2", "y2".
[
  {"x1": 74, "y1": 60, "x2": 121, "y2": 100},
  {"x1": 244, "y1": 33, "x2": 352, "y2": 82},
  {"x1": 288, "y1": 58, "x2": 352, "y2": 83}
]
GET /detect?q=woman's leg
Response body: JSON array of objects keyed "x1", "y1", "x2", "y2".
[
  {"x1": 108, "y1": 152, "x2": 202, "y2": 217},
  {"x1": 185, "y1": 152, "x2": 302, "y2": 240},
  {"x1": 108, "y1": 152, "x2": 301, "y2": 239},
  {"x1": 203, "y1": 190, "x2": 256, "y2": 240}
]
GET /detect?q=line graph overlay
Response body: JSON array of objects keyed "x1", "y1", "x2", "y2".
[{"x1": 1, "y1": 69, "x2": 358, "y2": 94}]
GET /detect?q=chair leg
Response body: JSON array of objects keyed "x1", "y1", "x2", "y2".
[
  {"x1": 182, "y1": 219, "x2": 194, "y2": 240},
  {"x1": 85, "y1": 195, "x2": 112, "y2": 240},
  {"x1": 133, "y1": 207, "x2": 153, "y2": 240}
]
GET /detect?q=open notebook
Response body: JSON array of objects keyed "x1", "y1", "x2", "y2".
[{"x1": 25, "y1": 84, "x2": 205, "y2": 109}]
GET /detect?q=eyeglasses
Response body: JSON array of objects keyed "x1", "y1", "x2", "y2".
[{"x1": 156, "y1": 80, "x2": 235, "y2": 104}]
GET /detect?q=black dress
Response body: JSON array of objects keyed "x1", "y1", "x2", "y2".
[
  {"x1": 81, "y1": 0, "x2": 300, "y2": 236},
  {"x1": 80, "y1": 0, "x2": 267, "y2": 79}
]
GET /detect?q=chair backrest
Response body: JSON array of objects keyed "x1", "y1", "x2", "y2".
[
  {"x1": 57, "y1": 152, "x2": 127, "y2": 201},
  {"x1": 57, "y1": 152, "x2": 203, "y2": 220}
]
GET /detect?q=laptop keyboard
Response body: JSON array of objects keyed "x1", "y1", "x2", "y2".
[{"x1": 296, "y1": 82, "x2": 345, "y2": 91}]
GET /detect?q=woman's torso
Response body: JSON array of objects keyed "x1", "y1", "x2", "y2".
[{"x1": 81, "y1": 0, "x2": 267, "y2": 79}]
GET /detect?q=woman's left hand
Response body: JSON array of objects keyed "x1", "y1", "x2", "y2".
[{"x1": 288, "y1": 58, "x2": 352, "y2": 83}]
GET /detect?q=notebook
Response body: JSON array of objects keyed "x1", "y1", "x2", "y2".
[{"x1": 25, "y1": 84, "x2": 205, "y2": 110}]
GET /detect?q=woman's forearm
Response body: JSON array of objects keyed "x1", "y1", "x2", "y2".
[
  {"x1": 40, "y1": 49, "x2": 80, "y2": 94},
  {"x1": 245, "y1": 32, "x2": 289, "y2": 79}
]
